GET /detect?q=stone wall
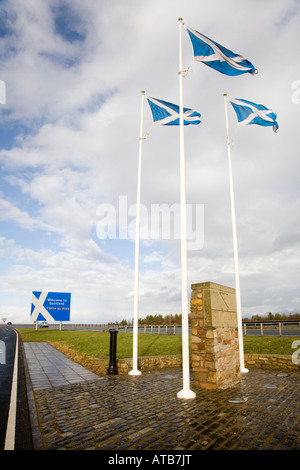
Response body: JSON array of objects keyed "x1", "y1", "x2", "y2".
[
  {"x1": 245, "y1": 354, "x2": 300, "y2": 371},
  {"x1": 190, "y1": 282, "x2": 241, "y2": 390},
  {"x1": 116, "y1": 353, "x2": 298, "y2": 375},
  {"x1": 117, "y1": 355, "x2": 182, "y2": 374}
]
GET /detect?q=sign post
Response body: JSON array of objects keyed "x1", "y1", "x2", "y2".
[{"x1": 31, "y1": 291, "x2": 71, "y2": 327}]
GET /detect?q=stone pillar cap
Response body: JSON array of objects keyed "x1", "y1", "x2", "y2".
[{"x1": 191, "y1": 281, "x2": 235, "y2": 294}]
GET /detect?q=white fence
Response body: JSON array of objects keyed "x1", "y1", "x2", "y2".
[
  {"x1": 243, "y1": 321, "x2": 300, "y2": 337},
  {"x1": 8, "y1": 321, "x2": 300, "y2": 336},
  {"x1": 52, "y1": 321, "x2": 300, "y2": 336}
]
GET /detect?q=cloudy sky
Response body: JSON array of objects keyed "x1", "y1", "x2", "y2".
[{"x1": 0, "y1": 0, "x2": 299, "y2": 324}]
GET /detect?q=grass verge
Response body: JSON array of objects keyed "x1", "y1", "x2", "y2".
[
  {"x1": 243, "y1": 335, "x2": 298, "y2": 355},
  {"x1": 16, "y1": 328, "x2": 299, "y2": 377},
  {"x1": 17, "y1": 329, "x2": 183, "y2": 357},
  {"x1": 17, "y1": 329, "x2": 183, "y2": 376}
]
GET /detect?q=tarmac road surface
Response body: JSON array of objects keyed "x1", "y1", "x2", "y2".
[{"x1": 0, "y1": 327, "x2": 33, "y2": 450}]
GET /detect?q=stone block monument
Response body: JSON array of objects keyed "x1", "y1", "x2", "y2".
[{"x1": 190, "y1": 282, "x2": 242, "y2": 390}]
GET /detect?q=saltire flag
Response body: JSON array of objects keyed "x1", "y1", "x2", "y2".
[
  {"x1": 229, "y1": 98, "x2": 279, "y2": 132},
  {"x1": 186, "y1": 26, "x2": 257, "y2": 76},
  {"x1": 147, "y1": 96, "x2": 201, "y2": 126},
  {"x1": 0, "y1": 80, "x2": 6, "y2": 104},
  {"x1": 31, "y1": 291, "x2": 71, "y2": 322}
]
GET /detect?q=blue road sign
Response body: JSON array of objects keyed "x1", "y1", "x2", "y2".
[{"x1": 31, "y1": 291, "x2": 71, "y2": 322}]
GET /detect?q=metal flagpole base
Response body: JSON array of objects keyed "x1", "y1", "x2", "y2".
[
  {"x1": 177, "y1": 389, "x2": 196, "y2": 399},
  {"x1": 241, "y1": 367, "x2": 249, "y2": 374},
  {"x1": 128, "y1": 369, "x2": 142, "y2": 376}
]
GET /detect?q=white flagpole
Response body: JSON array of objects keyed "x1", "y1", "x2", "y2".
[
  {"x1": 223, "y1": 94, "x2": 249, "y2": 374},
  {"x1": 129, "y1": 91, "x2": 145, "y2": 376},
  {"x1": 177, "y1": 18, "x2": 196, "y2": 399}
]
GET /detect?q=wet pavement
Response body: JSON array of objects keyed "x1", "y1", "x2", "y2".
[{"x1": 23, "y1": 342, "x2": 300, "y2": 451}]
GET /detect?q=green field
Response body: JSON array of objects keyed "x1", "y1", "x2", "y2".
[
  {"x1": 17, "y1": 329, "x2": 183, "y2": 358},
  {"x1": 14, "y1": 328, "x2": 298, "y2": 377},
  {"x1": 17, "y1": 328, "x2": 298, "y2": 357}
]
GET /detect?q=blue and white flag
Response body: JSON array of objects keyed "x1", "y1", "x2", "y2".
[
  {"x1": 186, "y1": 26, "x2": 257, "y2": 76},
  {"x1": 147, "y1": 96, "x2": 201, "y2": 126},
  {"x1": 31, "y1": 291, "x2": 71, "y2": 322},
  {"x1": 229, "y1": 98, "x2": 279, "y2": 132}
]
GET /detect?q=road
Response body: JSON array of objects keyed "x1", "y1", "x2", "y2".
[{"x1": 0, "y1": 328, "x2": 33, "y2": 450}]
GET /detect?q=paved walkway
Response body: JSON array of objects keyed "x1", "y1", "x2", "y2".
[{"x1": 23, "y1": 342, "x2": 300, "y2": 451}]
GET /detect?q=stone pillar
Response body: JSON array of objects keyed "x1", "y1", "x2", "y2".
[{"x1": 190, "y1": 282, "x2": 241, "y2": 390}]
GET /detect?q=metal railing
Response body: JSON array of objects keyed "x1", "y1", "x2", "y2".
[
  {"x1": 243, "y1": 320, "x2": 300, "y2": 337},
  {"x1": 52, "y1": 323, "x2": 185, "y2": 334},
  {"x1": 8, "y1": 321, "x2": 300, "y2": 336}
]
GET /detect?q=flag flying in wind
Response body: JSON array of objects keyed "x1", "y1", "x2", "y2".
[
  {"x1": 229, "y1": 98, "x2": 279, "y2": 132},
  {"x1": 147, "y1": 96, "x2": 201, "y2": 126},
  {"x1": 186, "y1": 26, "x2": 257, "y2": 76}
]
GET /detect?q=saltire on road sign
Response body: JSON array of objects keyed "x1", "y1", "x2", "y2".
[{"x1": 31, "y1": 291, "x2": 71, "y2": 322}]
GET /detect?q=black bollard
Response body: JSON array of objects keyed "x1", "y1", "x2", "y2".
[{"x1": 107, "y1": 329, "x2": 119, "y2": 375}]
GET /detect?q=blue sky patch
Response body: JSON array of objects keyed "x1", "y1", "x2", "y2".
[{"x1": 52, "y1": 3, "x2": 86, "y2": 43}]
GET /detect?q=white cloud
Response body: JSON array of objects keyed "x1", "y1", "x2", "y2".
[{"x1": 0, "y1": 0, "x2": 299, "y2": 324}]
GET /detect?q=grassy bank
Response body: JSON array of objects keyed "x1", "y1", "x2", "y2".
[
  {"x1": 17, "y1": 328, "x2": 183, "y2": 358},
  {"x1": 17, "y1": 328, "x2": 185, "y2": 376},
  {"x1": 17, "y1": 328, "x2": 298, "y2": 357},
  {"x1": 243, "y1": 335, "x2": 298, "y2": 355},
  {"x1": 16, "y1": 328, "x2": 298, "y2": 376}
]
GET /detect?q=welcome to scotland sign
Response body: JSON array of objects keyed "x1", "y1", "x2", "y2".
[{"x1": 31, "y1": 291, "x2": 71, "y2": 322}]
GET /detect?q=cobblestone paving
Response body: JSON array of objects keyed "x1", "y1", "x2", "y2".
[{"x1": 25, "y1": 343, "x2": 300, "y2": 451}]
